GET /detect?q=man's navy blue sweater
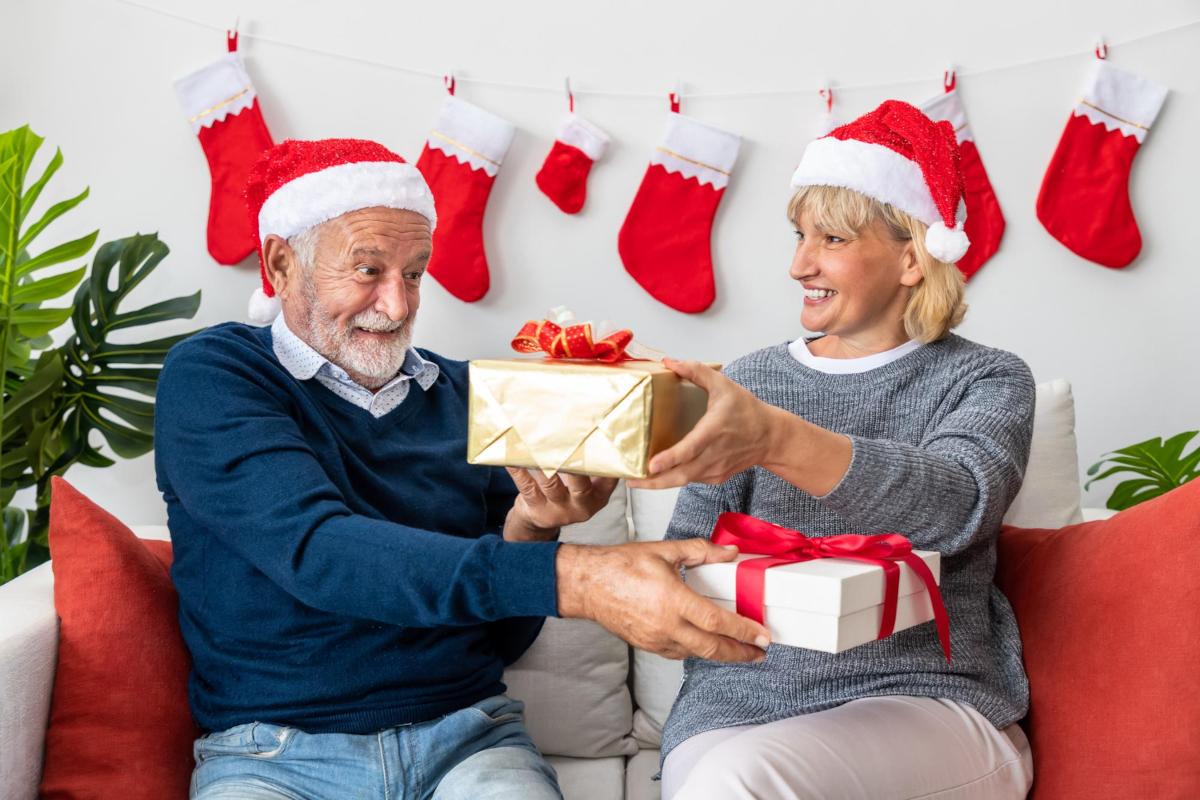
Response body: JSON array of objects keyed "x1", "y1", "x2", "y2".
[{"x1": 154, "y1": 323, "x2": 560, "y2": 734}]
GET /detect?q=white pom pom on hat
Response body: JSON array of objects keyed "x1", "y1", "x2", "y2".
[
  {"x1": 925, "y1": 221, "x2": 971, "y2": 264},
  {"x1": 247, "y1": 286, "x2": 282, "y2": 324},
  {"x1": 790, "y1": 99, "x2": 971, "y2": 264}
]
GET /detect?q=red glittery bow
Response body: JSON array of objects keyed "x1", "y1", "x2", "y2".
[
  {"x1": 511, "y1": 314, "x2": 635, "y2": 362},
  {"x1": 710, "y1": 513, "x2": 951, "y2": 663}
]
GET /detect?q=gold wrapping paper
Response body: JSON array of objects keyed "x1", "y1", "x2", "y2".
[{"x1": 467, "y1": 358, "x2": 717, "y2": 479}]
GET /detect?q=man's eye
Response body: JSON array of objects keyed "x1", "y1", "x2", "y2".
[
  {"x1": 357, "y1": 266, "x2": 378, "y2": 276},
  {"x1": 405, "y1": 272, "x2": 424, "y2": 281}
]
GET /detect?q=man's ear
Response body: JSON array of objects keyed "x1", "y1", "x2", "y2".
[
  {"x1": 261, "y1": 234, "x2": 296, "y2": 299},
  {"x1": 899, "y1": 240, "x2": 925, "y2": 288}
]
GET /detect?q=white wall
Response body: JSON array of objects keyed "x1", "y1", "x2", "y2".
[{"x1": 4, "y1": 0, "x2": 1198, "y2": 523}]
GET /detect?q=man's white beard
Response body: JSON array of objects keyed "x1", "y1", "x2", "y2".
[{"x1": 300, "y1": 280, "x2": 415, "y2": 385}]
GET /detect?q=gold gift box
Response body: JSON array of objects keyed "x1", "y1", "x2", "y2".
[{"x1": 467, "y1": 358, "x2": 717, "y2": 479}]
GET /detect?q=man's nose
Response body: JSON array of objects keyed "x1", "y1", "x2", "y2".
[{"x1": 373, "y1": 275, "x2": 409, "y2": 322}]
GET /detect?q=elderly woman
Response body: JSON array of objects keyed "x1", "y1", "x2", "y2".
[{"x1": 630, "y1": 101, "x2": 1036, "y2": 799}]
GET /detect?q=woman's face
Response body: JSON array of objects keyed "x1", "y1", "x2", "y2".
[{"x1": 789, "y1": 209, "x2": 922, "y2": 338}]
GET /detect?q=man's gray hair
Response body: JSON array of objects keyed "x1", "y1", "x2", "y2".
[{"x1": 287, "y1": 221, "x2": 328, "y2": 273}]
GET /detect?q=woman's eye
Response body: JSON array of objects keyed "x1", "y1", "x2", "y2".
[
  {"x1": 793, "y1": 230, "x2": 804, "y2": 240},
  {"x1": 826, "y1": 235, "x2": 844, "y2": 244}
]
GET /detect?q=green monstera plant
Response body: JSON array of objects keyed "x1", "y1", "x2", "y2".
[
  {"x1": 1, "y1": 125, "x2": 201, "y2": 584},
  {"x1": 1086, "y1": 432, "x2": 1200, "y2": 511}
]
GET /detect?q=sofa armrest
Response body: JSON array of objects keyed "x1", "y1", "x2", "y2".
[{"x1": 0, "y1": 563, "x2": 58, "y2": 800}]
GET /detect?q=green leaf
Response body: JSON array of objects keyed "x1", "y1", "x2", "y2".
[
  {"x1": 104, "y1": 292, "x2": 202, "y2": 333},
  {"x1": 1106, "y1": 478, "x2": 1171, "y2": 511},
  {"x1": 55, "y1": 233, "x2": 200, "y2": 471},
  {"x1": 17, "y1": 186, "x2": 88, "y2": 253},
  {"x1": 19, "y1": 146, "x2": 63, "y2": 225},
  {"x1": 2, "y1": 352, "x2": 62, "y2": 422},
  {"x1": 15, "y1": 230, "x2": 98, "y2": 277},
  {"x1": 9, "y1": 306, "x2": 73, "y2": 338},
  {"x1": 11, "y1": 265, "x2": 86, "y2": 304}
]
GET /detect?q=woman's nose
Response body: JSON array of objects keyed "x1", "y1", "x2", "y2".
[{"x1": 790, "y1": 243, "x2": 818, "y2": 281}]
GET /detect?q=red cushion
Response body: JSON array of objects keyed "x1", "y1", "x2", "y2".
[
  {"x1": 40, "y1": 477, "x2": 197, "y2": 799},
  {"x1": 995, "y1": 477, "x2": 1200, "y2": 800}
]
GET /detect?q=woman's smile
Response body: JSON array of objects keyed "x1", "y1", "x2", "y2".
[{"x1": 802, "y1": 285, "x2": 839, "y2": 305}]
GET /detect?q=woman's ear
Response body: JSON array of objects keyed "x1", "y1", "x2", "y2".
[
  {"x1": 261, "y1": 235, "x2": 296, "y2": 299},
  {"x1": 899, "y1": 240, "x2": 924, "y2": 288}
]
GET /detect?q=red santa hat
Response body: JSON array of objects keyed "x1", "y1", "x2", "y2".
[
  {"x1": 244, "y1": 138, "x2": 438, "y2": 323},
  {"x1": 790, "y1": 100, "x2": 970, "y2": 264}
]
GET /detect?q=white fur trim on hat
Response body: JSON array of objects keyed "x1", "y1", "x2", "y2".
[
  {"x1": 257, "y1": 160, "x2": 437, "y2": 244},
  {"x1": 248, "y1": 286, "x2": 281, "y2": 324},
  {"x1": 925, "y1": 221, "x2": 971, "y2": 263},
  {"x1": 790, "y1": 136, "x2": 967, "y2": 234}
]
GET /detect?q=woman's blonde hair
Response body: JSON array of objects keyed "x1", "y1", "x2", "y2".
[{"x1": 787, "y1": 184, "x2": 966, "y2": 343}]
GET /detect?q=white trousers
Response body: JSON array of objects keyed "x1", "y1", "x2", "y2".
[{"x1": 662, "y1": 696, "x2": 1033, "y2": 800}]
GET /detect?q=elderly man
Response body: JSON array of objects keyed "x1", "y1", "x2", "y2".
[{"x1": 154, "y1": 139, "x2": 768, "y2": 800}]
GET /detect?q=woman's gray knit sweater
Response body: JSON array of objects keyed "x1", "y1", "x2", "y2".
[{"x1": 660, "y1": 335, "x2": 1036, "y2": 763}]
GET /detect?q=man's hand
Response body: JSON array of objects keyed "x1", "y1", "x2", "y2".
[
  {"x1": 628, "y1": 358, "x2": 784, "y2": 491},
  {"x1": 503, "y1": 468, "x2": 619, "y2": 542},
  {"x1": 556, "y1": 539, "x2": 771, "y2": 663}
]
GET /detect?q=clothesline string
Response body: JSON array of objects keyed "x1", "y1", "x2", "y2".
[{"x1": 114, "y1": 0, "x2": 1199, "y2": 99}]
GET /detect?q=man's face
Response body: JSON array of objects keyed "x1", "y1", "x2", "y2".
[{"x1": 284, "y1": 207, "x2": 432, "y2": 388}]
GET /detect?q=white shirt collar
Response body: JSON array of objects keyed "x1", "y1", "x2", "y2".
[
  {"x1": 788, "y1": 335, "x2": 923, "y2": 374},
  {"x1": 270, "y1": 313, "x2": 438, "y2": 417}
]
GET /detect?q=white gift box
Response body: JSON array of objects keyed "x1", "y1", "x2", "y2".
[{"x1": 685, "y1": 549, "x2": 942, "y2": 653}]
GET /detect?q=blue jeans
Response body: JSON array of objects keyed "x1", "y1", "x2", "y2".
[{"x1": 189, "y1": 695, "x2": 562, "y2": 799}]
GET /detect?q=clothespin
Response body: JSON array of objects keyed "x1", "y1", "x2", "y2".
[
  {"x1": 227, "y1": 16, "x2": 239, "y2": 51},
  {"x1": 670, "y1": 79, "x2": 682, "y2": 113},
  {"x1": 445, "y1": 71, "x2": 456, "y2": 95},
  {"x1": 1095, "y1": 35, "x2": 1107, "y2": 59},
  {"x1": 565, "y1": 76, "x2": 574, "y2": 113}
]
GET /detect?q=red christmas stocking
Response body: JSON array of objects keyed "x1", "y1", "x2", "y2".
[
  {"x1": 536, "y1": 113, "x2": 610, "y2": 214},
  {"x1": 1036, "y1": 58, "x2": 1167, "y2": 268},
  {"x1": 174, "y1": 34, "x2": 274, "y2": 265},
  {"x1": 921, "y1": 82, "x2": 1004, "y2": 280},
  {"x1": 415, "y1": 93, "x2": 515, "y2": 302},
  {"x1": 618, "y1": 101, "x2": 741, "y2": 313}
]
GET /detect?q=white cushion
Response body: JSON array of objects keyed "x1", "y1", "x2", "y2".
[
  {"x1": 1003, "y1": 379, "x2": 1085, "y2": 529},
  {"x1": 546, "y1": 755, "x2": 626, "y2": 800},
  {"x1": 504, "y1": 482, "x2": 638, "y2": 759},
  {"x1": 625, "y1": 748, "x2": 665, "y2": 800},
  {"x1": 0, "y1": 563, "x2": 58, "y2": 800},
  {"x1": 628, "y1": 487, "x2": 685, "y2": 748}
]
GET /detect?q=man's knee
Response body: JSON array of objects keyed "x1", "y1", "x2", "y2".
[
  {"x1": 191, "y1": 777, "x2": 300, "y2": 800},
  {"x1": 433, "y1": 745, "x2": 561, "y2": 800}
]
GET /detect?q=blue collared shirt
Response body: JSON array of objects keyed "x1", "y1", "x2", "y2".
[{"x1": 270, "y1": 313, "x2": 439, "y2": 418}]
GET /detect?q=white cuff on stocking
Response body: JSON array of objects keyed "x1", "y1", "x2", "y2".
[
  {"x1": 175, "y1": 53, "x2": 258, "y2": 135},
  {"x1": 1073, "y1": 60, "x2": 1168, "y2": 144},
  {"x1": 556, "y1": 113, "x2": 610, "y2": 161},
  {"x1": 649, "y1": 113, "x2": 741, "y2": 190},
  {"x1": 425, "y1": 96, "x2": 516, "y2": 177},
  {"x1": 920, "y1": 89, "x2": 973, "y2": 144}
]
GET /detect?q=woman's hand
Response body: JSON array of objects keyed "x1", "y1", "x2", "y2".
[
  {"x1": 628, "y1": 358, "x2": 854, "y2": 495},
  {"x1": 503, "y1": 468, "x2": 619, "y2": 542},
  {"x1": 628, "y1": 359, "x2": 786, "y2": 490}
]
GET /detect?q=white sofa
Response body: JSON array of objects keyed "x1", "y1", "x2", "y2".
[{"x1": 0, "y1": 380, "x2": 1116, "y2": 799}]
